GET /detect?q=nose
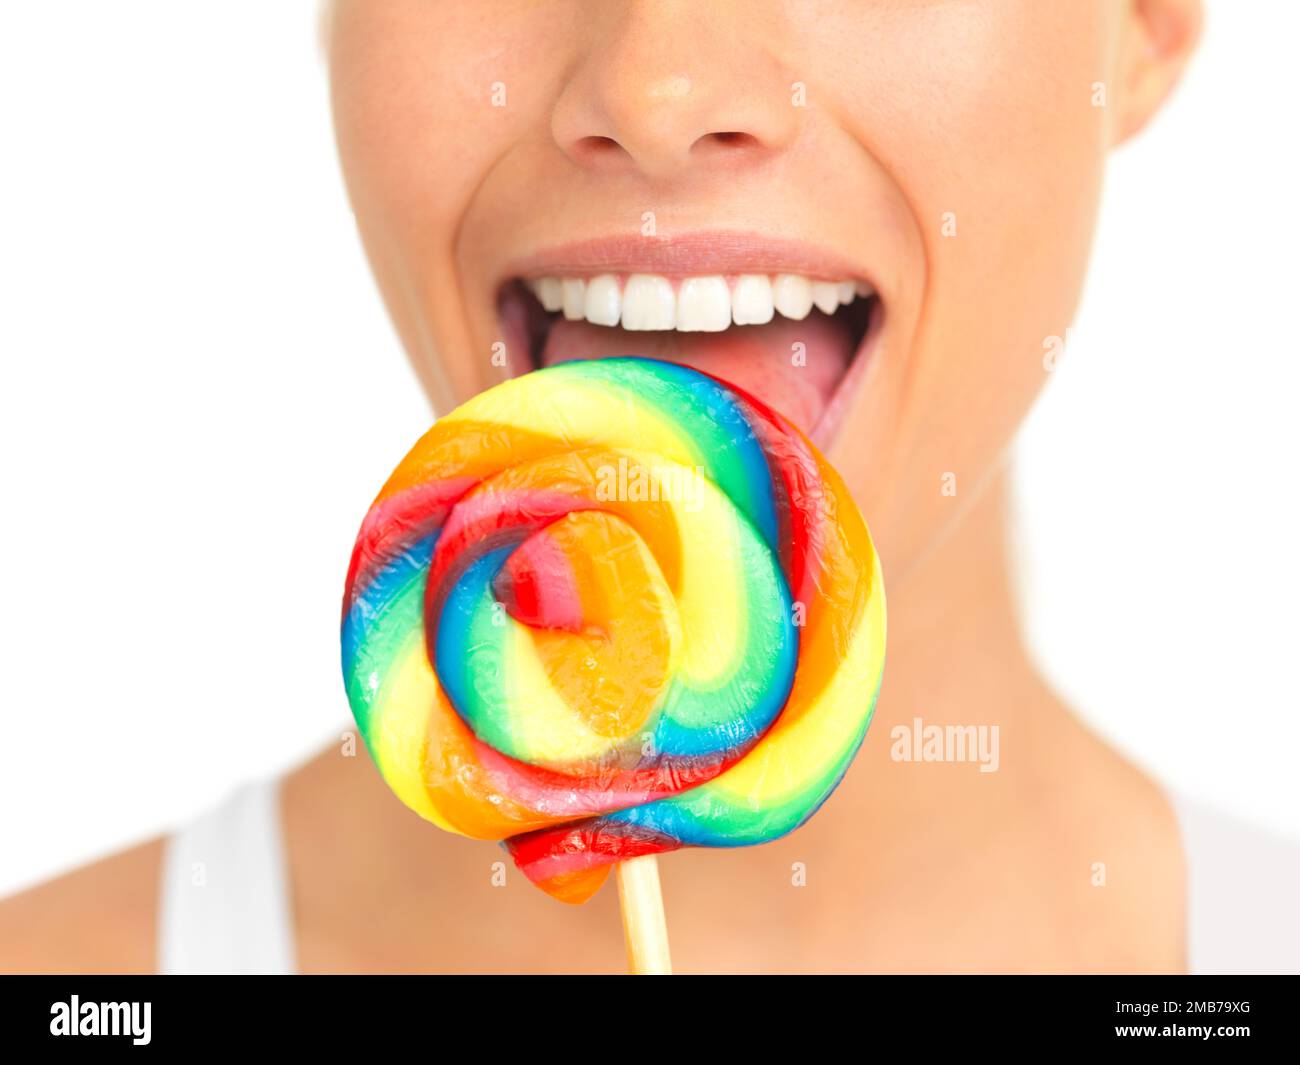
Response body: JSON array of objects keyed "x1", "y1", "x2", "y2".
[{"x1": 551, "y1": 0, "x2": 799, "y2": 182}]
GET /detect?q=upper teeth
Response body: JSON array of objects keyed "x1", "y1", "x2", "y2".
[{"x1": 528, "y1": 274, "x2": 871, "y2": 331}]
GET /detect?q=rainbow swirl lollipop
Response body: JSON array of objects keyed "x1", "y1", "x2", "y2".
[{"x1": 341, "y1": 357, "x2": 885, "y2": 903}]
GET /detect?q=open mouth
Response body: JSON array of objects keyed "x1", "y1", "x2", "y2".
[{"x1": 496, "y1": 259, "x2": 883, "y2": 449}]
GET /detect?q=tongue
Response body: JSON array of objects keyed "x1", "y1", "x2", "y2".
[{"x1": 538, "y1": 311, "x2": 855, "y2": 434}]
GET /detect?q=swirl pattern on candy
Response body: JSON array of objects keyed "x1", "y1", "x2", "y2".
[{"x1": 341, "y1": 357, "x2": 886, "y2": 903}]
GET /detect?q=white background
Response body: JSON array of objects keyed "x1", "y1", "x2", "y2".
[{"x1": 1, "y1": 2, "x2": 1296, "y2": 896}]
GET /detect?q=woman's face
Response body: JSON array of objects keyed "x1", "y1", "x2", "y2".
[{"x1": 327, "y1": 0, "x2": 1188, "y2": 577}]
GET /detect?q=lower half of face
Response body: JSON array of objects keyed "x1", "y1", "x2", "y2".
[{"x1": 329, "y1": 0, "x2": 1115, "y2": 577}]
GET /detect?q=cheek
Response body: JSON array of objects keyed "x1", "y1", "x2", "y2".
[
  {"x1": 330, "y1": 1, "x2": 563, "y2": 271},
  {"x1": 849, "y1": 2, "x2": 1110, "y2": 359},
  {"x1": 329, "y1": 0, "x2": 572, "y2": 401},
  {"x1": 817, "y1": 2, "x2": 1114, "y2": 563}
]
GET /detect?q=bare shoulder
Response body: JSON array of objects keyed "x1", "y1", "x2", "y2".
[
  {"x1": 0, "y1": 838, "x2": 162, "y2": 974},
  {"x1": 1026, "y1": 705, "x2": 1187, "y2": 972}
]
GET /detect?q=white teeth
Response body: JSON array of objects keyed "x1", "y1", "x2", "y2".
[
  {"x1": 731, "y1": 274, "x2": 775, "y2": 326},
  {"x1": 535, "y1": 277, "x2": 564, "y2": 313},
  {"x1": 772, "y1": 274, "x2": 814, "y2": 321},
  {"x1": 584, "y1": 274, "x2": 621, "y2": 326},
  {"x1": 676, "y1": 276, "x2": 731, "y2": 332},
  {"x1": 811, "y1": 280, "x2": 841, "y2": 315},
  {"x1": 561, "y1": 278, "x2": 586, "y2": 320},
  {"x1": 621, "y1": 274, "x2": 676, "y2": 331},
  {"x1": 527, "y1": 272, "x2": 870, "y2": 329}
]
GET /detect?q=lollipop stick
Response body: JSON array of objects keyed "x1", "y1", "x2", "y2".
[{"x1": 615, "y1": 855, "x2": 673, "y2": 974}]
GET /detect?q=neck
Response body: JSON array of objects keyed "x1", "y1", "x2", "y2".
[
  {"x1": 876, "y1": 463, "x2": 1040, "y2": 728},
  {"x1": 835, "y1": 463, "x2": 1060, "y2": 820}
]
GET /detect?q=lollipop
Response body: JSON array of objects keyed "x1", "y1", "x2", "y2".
[{"x1": 341, "y1": 357, "x2": 885, "y2": 964}]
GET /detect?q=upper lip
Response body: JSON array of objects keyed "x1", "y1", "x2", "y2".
[{"x1": 498, "y1": 229, "x2": 878, "y2": 289}]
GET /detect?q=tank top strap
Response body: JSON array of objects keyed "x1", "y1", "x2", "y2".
[{"x1": 157, "y1": 777, "x2": 296, "y2": 974}]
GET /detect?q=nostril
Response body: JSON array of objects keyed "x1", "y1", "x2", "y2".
[
  {"x1": 572, "y1": 135, "x2": 627, "y2": 164},
  {"x1": 691, "y1": 130, "x2": 763, "y2": 157}
]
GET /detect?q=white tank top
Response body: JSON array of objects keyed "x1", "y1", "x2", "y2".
[
  {"x1": 156, "y1": 779, "x2": 1300, "y2": 974},
  {"x1": 157, "y1": 778, "x2": 295, "y2": 975}
]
